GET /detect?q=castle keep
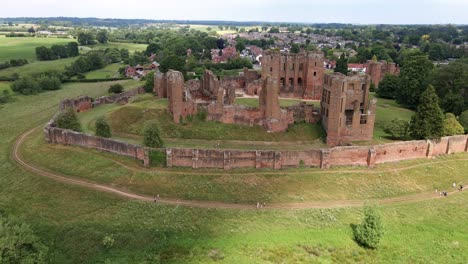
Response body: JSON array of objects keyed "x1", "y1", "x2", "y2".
[
  {"x1": 365, "y1": 60, "x2": 400, "y2": 87},
  {"x1": 261, "y1": 51, "x2": 324, "y2": 100},
  {"x1": 321, "y1": 73, "x2": 376, "y2": 146}
]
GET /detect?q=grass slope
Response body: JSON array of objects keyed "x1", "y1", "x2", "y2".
[
  {"x1": 0, "y1": 36, "x2": 74, "y2": 61},
  {"x1": 0, "y1": 79, "x2": 467, "y2": 263},
  {"x1": 0, "y1": 57, "x2": 78, "y2": 78}
]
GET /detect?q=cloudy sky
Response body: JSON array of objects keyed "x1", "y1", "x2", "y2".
[{"x1": 1, "y1": 0, "x2": 467, "y2": 24}]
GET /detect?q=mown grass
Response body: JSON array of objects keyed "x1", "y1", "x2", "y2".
[
  {"x1": 1, "y1": 77, "x2": 467, "y2": 263},
  {"x1": 0, "y1": 57, "x2": 78, "y2": 78},
  {"x1": 0, "y1": 36, "x2": 75, "y2": 61},
  {"x1": 81, "y1": 63, "x2": 123, "y2": 79},
  {"x1": 373, "y1": 95, "x2": 415, "y2": 141},
  {"x1": 235, "y1": 97, "x2": 314, "y2": 108}
]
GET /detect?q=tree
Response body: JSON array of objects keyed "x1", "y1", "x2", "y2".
[
  {"x1": 459, "y1": 110, "x2": 468, "y2": 133},
  {"x1": 0, "y1": 213, "x2": 48, "y2": 264},
  {"x1": 143, "y1": 121, "x2": 164, "y2": 148},
  {"x1": 376, "y1": 74, "x2": 400, "y2": 99},
  {"x1": 442, "y1": 113, "x2": 464, "y2": 136},
  {"x1": 235, "y1": 41, "x2": 246, "y2": 52},
  {"x1": 56, "y1": 108, "x2": 82, "y2": 132},
  {"x1": 269, "y1": 27, "x2": 280, "y2": 33},
  {"x1": 146, "y1": 43, "x2": 161, "y2": 56},
  {"x1": 95, "y1": 116, "x2": 111, "y2": 138},
  {"x1": 384, "y1": 119, "x2": 411, "y2": 139},
  {"x1": 67, "y1": 42, "x2": 79, "y2": 57},
  {"x1": 37, "y1": 74, "x2": 62, "y2": 91},
  {"x1": 144, "y1": 71, "x2": 155, "y2": 93},
  {"x1": 290, "y1": 43, "x2": 300, "y2": 54},
  {"x1": 96, "y1": 30, "x2": 109, "y2": 44},
  {"x1": 77, "y1": 31, "x2": 95, "y2": 45},
  {"x1": 371, "y1": 55, "x2": 378, "y2": 62},
  {"x1": 51, "y1": 44, "x2": 68, "y2": 59},
  {"x1": 353, "y1": 206, "x2": 384, "y2": 249},
  {"x1": 35, "y1": 46, "x2": 55, "y2": 60},
  {"x1": 108, "y1": 84, "x2": 123, "y2": 94},
  {"x1": 27, "y1": 26, "x2": 35, "y2": 34},
  {"x1": 410, "y1": 85, "x2": 444, "y2": 139},
  {"x1": 396, "y1": 51, "x2": 434, "y2": 107},
  {"x1": 334, "y1": 53, "x2": 348, "y2": 74},
  {"x1": 159, "y1": 53, "x2": 185, "y2": 73},
  {"x1": 11, "y1": 75, "x2": 41, "y2": 95}
]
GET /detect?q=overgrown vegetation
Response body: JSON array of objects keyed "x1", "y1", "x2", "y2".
[
  {"x1": 108, "y1": 83, "x2": 123, "y2": 94},
  {"x1": 56, "y1": 108, "x2": 82, "y2": 132},
  {"x1": 95, "y1": 116, "x2": 111, "y2": 138},
  {"x1": 353, "y1": 206, "x2": 384, "y2": 249},
  {"x1": 143, "y1": 120, "x2": 164, "y2": 147}
]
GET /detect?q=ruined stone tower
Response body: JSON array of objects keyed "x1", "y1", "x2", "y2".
[
  {"x1": 166, "y1": 70, "x2": 197, "y2": 123},
  {"x1": 365, "y1": 60, "x2": 399, "y2": 87},
  {"x1": 261, "y1": 50, "x2": 324, "y2": 100},
  {"x1": 321, "y1": 73, "x2": 376, "y2": 146}
]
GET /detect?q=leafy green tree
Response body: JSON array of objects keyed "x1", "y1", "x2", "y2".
[
  {"x1": 77, "y1": 31, "x2": 96, "y2": 45},
  {"x1": 108, "y1": 84, "x2": 123, "y2": 94},
  {"x1": 37, "y1": 74, "x2": 62, "y2": 91},
  {"x1": 67, "y1": 42, "x2": 79, "y2": 57},
  {"x1": 159, "y1": 52, "x2": 185, "y2": 73},
  {"x1": 105, "y1": 48, "x2": 122, "y2": 63},
  {"x1": 353, "y1": 206, "x2": 384, "y2": 249},
  {"x1": 51, "y1": 44, "x2": 68, "y2": 59},
  {"x1": 95, "y1": 116, "x2": 112, "y2": 138},
  {"x1": 428, "y1": 43, "x2": 446, "y2": 61},
  {"x1": 96, "y1": 30, "x2": 109, "y2": 44},
  {"x1": 459, "y1": 110, "x2": 468, "y2": 133},
  {"x1": 410, "y1": 85, "x2": 444, "y2": 139},
  {"x1": 376, "y1": 74, "x2": 400, "y2": 99},
  {"x1": 442, "y1": 113, "x2": 464, "y2": 136},
  {"x1": 35, "y1": 46, "x2": 55, "y2": 61},
  {"x1": 334, "y1": 53, "x2": 348, "y2": 74},
  {"x1": 143, "y1": 121, "x2": 164, "y2": 148},
  {"x1": 0, "y1": 213, "x2": 48, "y2": 264},
  {"x1": 290, "y1": 43, "x2": 300, "y2": 54},
  {"x1": 384, "y1": 119, "x2": 411, "y2": 139},
  {"x1": 144, "y1": 71, "x2": 155, "y2": 93},
  {"x1": 11, "y1": 75, "x2": 41, "y2": 95},
  {"x1": 269, "y1": 27, "x2": 280, "y2": 33},
  {"x1": 146, "y1": 43, "x2": 161, "y2": 56},
  {"x1": 235, "y1": 41, "x2": 246, "y2": 52},
  {"x1": 56, "y1": 108, "x2": 82, "y2": 132},
  {"x1": 396, "y1": 51, "x2": 434, "y2": 107}
]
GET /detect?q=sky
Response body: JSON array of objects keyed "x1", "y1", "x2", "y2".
[{"x1": 1, "y1": 0, "x2": 467, "y2": 24}]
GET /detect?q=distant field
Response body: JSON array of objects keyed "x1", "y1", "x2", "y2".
[
  {"x1": 0, "y1": 57, "x2": 78, "y2": 78},
  {"x1": 0, "y1": 36, "x2": 74, "y2": 61},
  {"x1": 84, "y1": 63, "x2": 123, "y2": 79}
]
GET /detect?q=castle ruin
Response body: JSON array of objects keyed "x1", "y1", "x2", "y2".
[{"x1": 365, "y1": 60, "x2": 400, "y2": 87}]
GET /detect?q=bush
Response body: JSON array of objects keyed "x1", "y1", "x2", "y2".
[
  {"x1": 443, "y1": 113, "x2": 465, "y2": 136},
  {"x1": 144, "y1": 71, "x2": 155, "y2": 93},
  {"x1": 459, "y1": 110, "x2": 468, "y2": 133},
  {"x1": 353, "y1": 206, "x2": 384, "y2": 249},
  {"x1": 0, "y1": 90, "x2": 12, "y2": 104},
  {"x1": 37, "y1": 74, "x2": 62, "y2": 91},
  {"x1": 11, "y1": 75, "x2": 41, "y2": 95},
  {"x1": 383, "y1": 119, "x2": 410, "y2": 139},
  {"x1": 376, "y1": 74, "x2": 399, "y2": 99},
  {"x1": 102, "y1": 235, "x2": 115, "y2": 249},
  {"x1": 143, "y1": 121, "x2": 164, "y2": 148},
  {"x1": 108, "y1": 84, "x2": 124, "y2": 94},
  {"x1": 95, "y1": 116, "x2": 112, "y2": 138},
  {"x1": 56, "y1": 108, "x2": 82, "y2": 132},
  {"x1": 0, "y1": 213, "x2": 48, "y2": 263}
]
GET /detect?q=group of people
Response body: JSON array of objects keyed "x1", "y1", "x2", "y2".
[
  {"x1": 256, "y1": 202, "x2": 266, "y2": 209},
  {"x1": 437, "y1": 182, "x2": 464, "y2": 197}
]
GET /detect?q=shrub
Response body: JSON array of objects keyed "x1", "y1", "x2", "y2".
[
  {"x1": 56, "y1": 108, "x2": 82, "y2": 132},
  {"x1": 143, "y1": 121, "x2": 164, "y2": 148},
  {"x1": 11, "y1": 75, "x2": 41, "y2": 95},
  {"x1": 37, "y1": 74, "x2": 62, "y2": 91},
  {"x1": 353, "y1": 206, "x2": 384, "y2": 249},
  {"x1": 459, "y1": 110, "x2": 468, "y2": 133},
  {"x1": 0, "y1": 90, "x2": 12, "y2": 104},
  {"x1": 102, "y1": 235, "x2": 115, "y2": 249},
  {"x1": 0, "y1": 213, "x2": 48, "y2": 263},
  {"x1": 108, "y1": 84, "x2": 124, "y2": 94},
  {"x1": 144, "y1": 71, "x2": 155, "y2": 93},
  {"x1": 383, "y1": 119, "x2": 410, "y2": 139},
  {"x1": 95, "y1": 116, "x2": 112, "y2": 138},
  {"x1": 443, "y1": 113, "x2": 465, "y2": 136}
]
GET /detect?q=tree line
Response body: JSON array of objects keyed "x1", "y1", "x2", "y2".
[{"x1": 35, "y1": 42, "x2": 79, "y2": 61}]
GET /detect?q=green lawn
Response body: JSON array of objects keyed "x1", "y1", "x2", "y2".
[
  {"x1": 374, "y1": 95, "x2": 415, "y2": 142},
  {"x1": 0, "y1": 57, "x2": 78, "y2": 78},
  {"x1": 235, "y1": 97, "x2": 314, "y2": 108},
  {"x1": 84, "y1": 63, "x2": 123, "y2": 79},
  {"x1": 0, "y1": 81, "x2": 11, "y2": 92},
  {"x1": 0, "y1": 76, "x2": 467, "y2": 263},
  {"x1": 0, "y1": 36, "x2": 75, "y2": 61}
]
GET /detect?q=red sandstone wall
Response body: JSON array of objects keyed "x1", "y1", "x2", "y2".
[
  {"x1": 329, "y1": 147, "x2": 370, "y2": 166},
  {"x1": 374, "y1": 140, "x2": 428, "y2": 163},
  {"x1": 45, "y1": 127, "x2": 149, "y2": 166}
]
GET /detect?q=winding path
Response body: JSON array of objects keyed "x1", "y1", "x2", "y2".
[{"x1": 11, "y1": 127, "x2": 466, "y2": 210}]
